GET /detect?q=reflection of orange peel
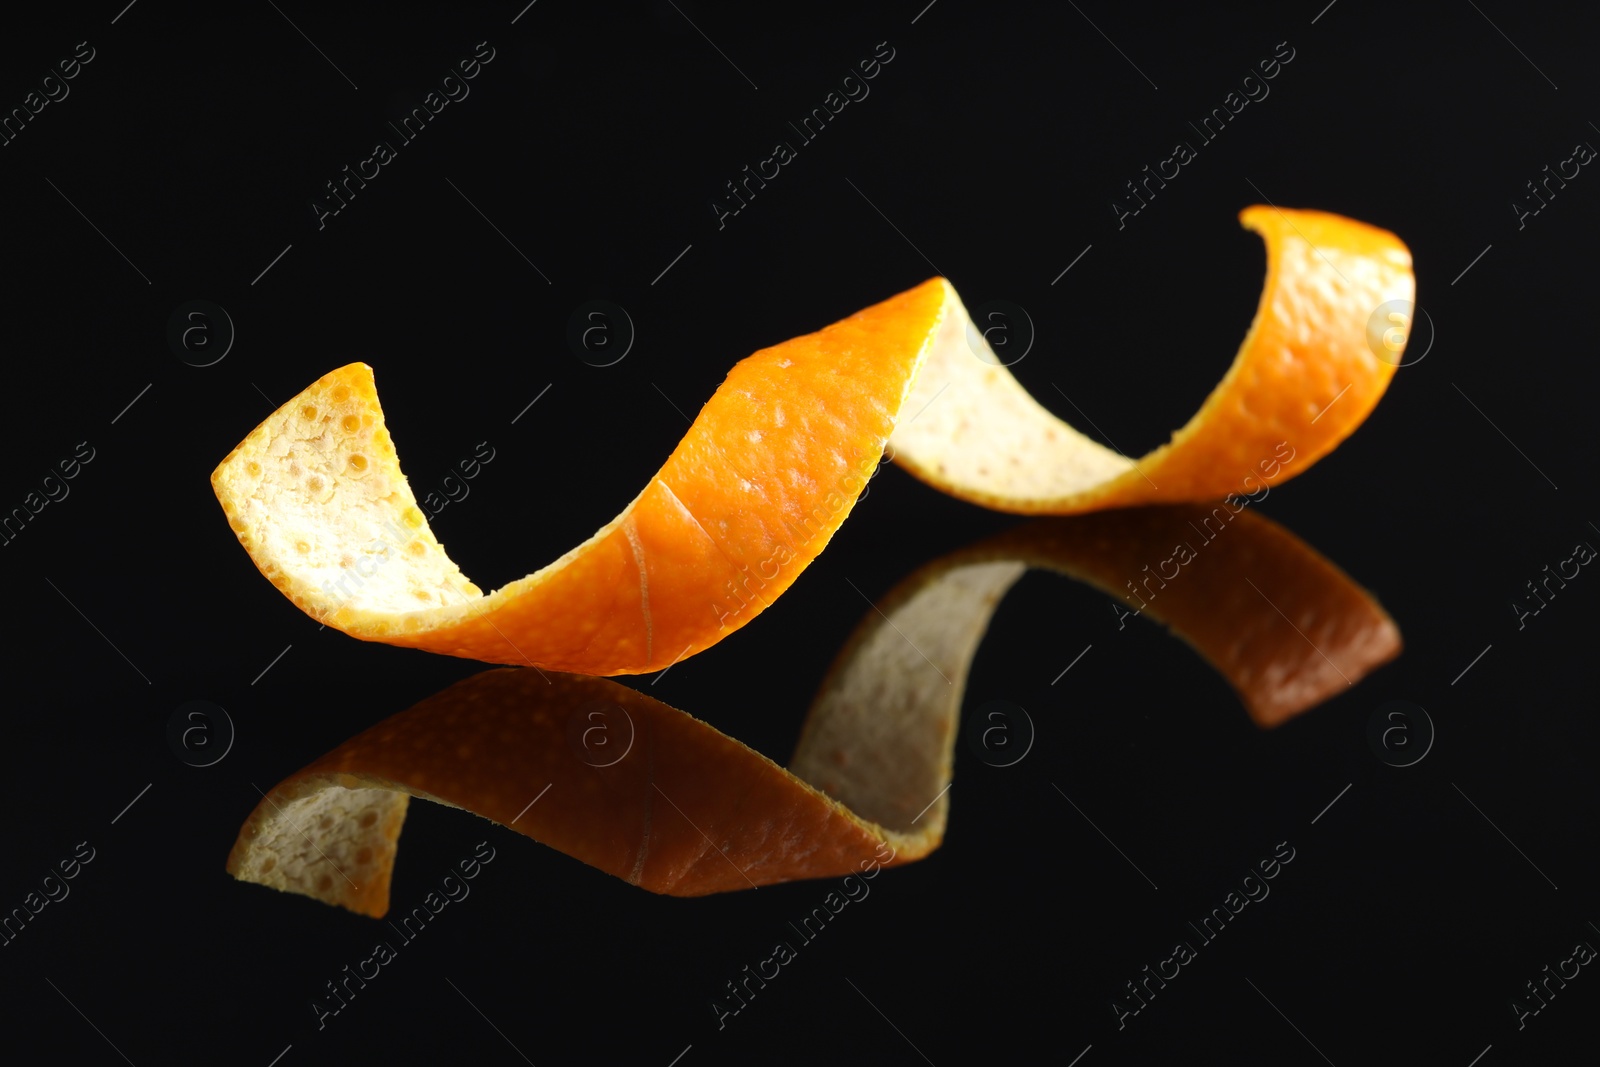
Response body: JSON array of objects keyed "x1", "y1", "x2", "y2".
[
  {"x1": 227, "y1": 506, "x2": 1398, "y2": 915},
  {"x1": 212, "y1": 206, "x2": 1412, "y2": 675}
]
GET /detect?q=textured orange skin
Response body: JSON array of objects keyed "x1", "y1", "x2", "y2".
[
  {"x1": 1125, "y1": 207, "x2": 1410, "y2": 502},
  {"x1": 213, "y1": 207, "x2": 1411, "y2": 675},
  {"x1": 416, "y1": 270, "x2": 943, "y2": 670},
  {"x1": 213, "y1": 283, "x2": 945, "y2": 677}
]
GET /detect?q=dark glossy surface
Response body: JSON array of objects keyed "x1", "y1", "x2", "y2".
[{"x1": 1, "y1": 3, "x2": 1594, "y2": 1064}]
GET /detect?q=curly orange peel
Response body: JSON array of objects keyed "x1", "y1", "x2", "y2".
[{"x1": 211, "y1": 206, "x2": 1412, "y2": 675}]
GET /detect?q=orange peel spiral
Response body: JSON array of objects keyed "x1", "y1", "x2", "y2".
[{"x1": 211, "y1": 206, "x2": 1412, "y2": 675}]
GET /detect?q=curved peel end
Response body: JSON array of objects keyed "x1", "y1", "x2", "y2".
[
  {"x1": 891, "y1": 206, "x2": 1414, "y2": 513},
  {"x1": 211, "y1": 362, "x2": 481, "y2": 639},
  {"x1": 225, "y1": 776, "x2": 409, "y2": 918},
  {"x1": 1244, "y1": 609, "x2": 1403, "y2": 729}
]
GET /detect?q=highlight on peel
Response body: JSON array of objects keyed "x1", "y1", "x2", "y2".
[
  {"x1": 228, "y1": 506, "x2": 1398, "y2": 917},
  {"x1": 211, "y1": 206, "x2": 1412, "y2": 676}
]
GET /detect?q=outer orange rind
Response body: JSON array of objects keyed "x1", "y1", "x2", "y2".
[
  {"x1": 211, "y1": 206, "x2": 1412, "y2": 675},
  {"x1": 228, "y1": 506, "x2": 1398, "y2": 915}
]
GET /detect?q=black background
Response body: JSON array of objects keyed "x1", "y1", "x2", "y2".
[{"x1": 1, "y1": 2, "x2": 1595, "y2": 1064}]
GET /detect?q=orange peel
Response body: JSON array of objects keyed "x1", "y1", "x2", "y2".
[
  {"x1": 211, "y1": 206, "x2": 1412, "y2": 675},
  {"x1": 888, "y1": 206, "x2": 1413, "y2": 510},
  {"x1": 227, "y1": 506, "x2": 1398, "y2": 915}
]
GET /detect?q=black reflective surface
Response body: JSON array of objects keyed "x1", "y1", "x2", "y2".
[{"x1": 1, "y1": 3, "x2": 1595, "y2": 1064}]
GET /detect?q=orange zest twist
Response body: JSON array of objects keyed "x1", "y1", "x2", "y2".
[{"x1": 211, "y1": 206, "x2": 1413, "y2": 676}]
